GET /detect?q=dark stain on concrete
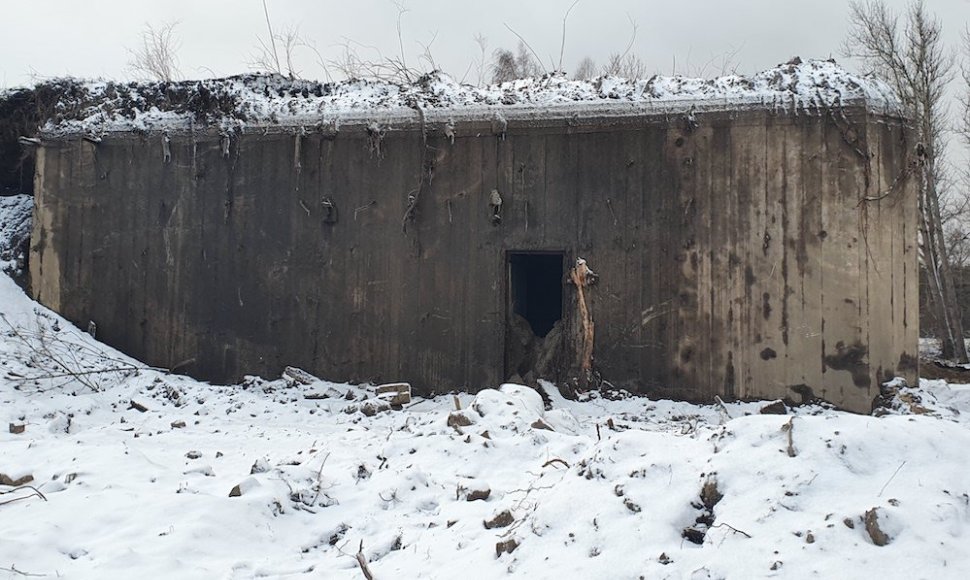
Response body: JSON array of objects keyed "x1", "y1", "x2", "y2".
[{"x1": 823, "y1": 341, "x2": 871, "y2": 388}]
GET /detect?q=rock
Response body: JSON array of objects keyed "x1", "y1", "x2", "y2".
[
  {"x1": 0, "y1": 472, "x2": 33, "y2": 486},
  {"x1": 530, "y1": 418, "x2": 554, "y2": 431},
  {"x1": 359, "y1": 399, "x2": 391, "y2": 417},
  {"x1": 843, "y1": 517, "x2": 855, "y2": 529},
  {"x1": 129, "y1": 400, "x2": 149, "y2": 413},
  {"x1": 805, "y1": 531, "x2": 815, "y2": 544},
  {"x1": 484, "y1": 509, "x2": 514, "y2": 529},
  {"x1": 447, "y1": 412, "x2": 474, "y2": 428},
  {"x1": 376, "y1": 383, "x2": 411, "y2": 406},
  {"x1": 658, "y1": 553, "x2": 672, "y2": 565},
  {"x1": 250, "y1": 458, "x2": 271, "y2": 474},
  {"x1": 283, "y1": 366, "x2": 317, "y2": 385},
  {"x1": 495, "y1": 538, "x2": 519, "y2": 557},
  {"x1": 185, "y1": 450, "x2": 202, "y2": 459},
  {"x1": 681, "y1": 526, "x2": 706, "y2": 545},
  {"x1": 759, "y1": 400, "x2": 788, "y2": 415},
  {"x1": 8, "y1": 423, "x2": 24, "y2": 434},
  {"x1": 170, "y1": 420, "x2": 186, "y2": 429},
  {"x1": 458, "y1": 480, "x2": 491, "y2": 501},
  {"x1": 229, "y1": 477, "x2": 260, "y2": 497},
  {"x1": 700, "y1": 477, "x2": 723, "y2": 510},
  {"x1": 466, "y1": 487, "x2": 491, "y2": 502},
  {"x1": 864, "y1": 508, "x2": 891, "y2": 546}
]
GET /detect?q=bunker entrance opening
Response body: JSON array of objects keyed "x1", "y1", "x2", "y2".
[
  {"x1": 505, "y1": 251, "x2": 568, "y2": 385},
  {"x1": 509, "y1": 252, "x2": 563, "y2": 337}
]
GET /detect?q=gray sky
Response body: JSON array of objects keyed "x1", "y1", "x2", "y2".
[{"x1": 3, "y1": 0, "x2": 969, "y2": 87}]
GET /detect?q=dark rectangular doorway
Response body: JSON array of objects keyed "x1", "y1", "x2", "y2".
[{"x1": 508, "y1": 252, "x2": 564, "y2": 338}]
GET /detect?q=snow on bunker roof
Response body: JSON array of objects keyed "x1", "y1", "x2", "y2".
[{"x1": 38, "y1": 58, "x2": 901, "y2": 136}]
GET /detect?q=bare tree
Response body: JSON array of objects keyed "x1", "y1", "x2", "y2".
[
  {"x1": 127, "y1": 22, "x2": 181, "y2": 82},
  {"x1": 490, "y1": 41, "x2": 543, "y2": 84},
  {"x1": 844, "y1": 0, "x2": 968, "y2": 362},
  {"x1": 600, "y1": 16, "x2": 648, "y2": 79},
  {"x1": 602, "y1": 53, "x2": 648, "y2": 79},
  {"x1": 573, "y1": 56, "x2": 597, "y2": 81},
  {"x1": 471, "y1": 33, "x2": 490, "y2": 86},
  {"x1": 251, "y1": 25, "x2": 308, "y2": 78}
]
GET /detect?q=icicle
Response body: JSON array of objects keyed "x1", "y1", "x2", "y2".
[
  {"x1": 162, "y1": 133, "x2": 172, "y2": 164},
  {"x1": 294, "y1": 126, "x2": 304, "y2": 172},
  {"x1": 322, "y1": 197, "x2": 337, "y2": 224},
  {"x1": 220, "y1": 133, "x2": 231, "y2": 158},
  {"x1": 489, "y1": 189, "x2": 503, "y2": 225},
  {"x1": 491, "y1": 113, "x2": 507, "y2": 140},
  {"x1": 444, "y1": 119, "x2": 455, "y2": 145}
]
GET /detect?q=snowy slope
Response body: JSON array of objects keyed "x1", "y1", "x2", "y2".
[
  {"x1": 2, "y1": 266, "x2": 970, "y2": 579},
  {"x1": 34, "y1": 58, "x2": 901, "y2": 136}
]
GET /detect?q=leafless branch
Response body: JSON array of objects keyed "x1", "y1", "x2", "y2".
[
  {"x1": 0, "y1": 313, "x2": 155, "y2": 392},
  {"x1": 472, "y1": 33, "x2": 489, "y2": 86},
  {"x1": 127, "y1": 21, "x2": 181, "y2": 82},
  {"x1": 0, "y1": 485, "x2": 48, "y2": 507},
  {"x1": 0, "y1": 565, "x2": 47, "y2": 577},
  {"x1": 558, "y1": 0, "x2": 581, "y2": 72},
  {"x1": 710, "y1": 522, "x2": 752, "y2": 538},
  {"x1": 355, "y1": 541, "x2": 375, "y2": 580},
  {"x1": 394, "y1": 0, "x2": 411, "y2": 82},
  {"x1": 601, "y1": 16, "x2": 647, "y2": 79},
  {"x1": 503, "y1": 24, "x2": 546, "y2": 76},
  {"x1": 261, "y1": 0, "x2": 282, "y2": 74}
]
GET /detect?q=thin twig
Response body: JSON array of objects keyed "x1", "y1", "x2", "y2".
[
  {"x1": 261, "y1": 0, "x2": 281, "y2": 75},
  {"x1": 503, "y1": 24, "x2": 546, "y2": 75},
  {"x1": 558, "y1": 1, "x2": 581, "y2": 72},
  {"x1": 710, "y1": 522, "x2": 752, "y2": 538},
  {"x1": 0, "y1": 485, "x2": 48, "y2": 506},
  {"x1": 878, "y1": 460, "x2": 906, "y2": 497},
  {"x1": 0, "y1": 565, "x2": 48, "y2": 577}
]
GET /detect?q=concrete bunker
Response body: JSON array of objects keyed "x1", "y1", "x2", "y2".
[{"x1": 24, "y1": 60, "x2": 919, "y2": 413}]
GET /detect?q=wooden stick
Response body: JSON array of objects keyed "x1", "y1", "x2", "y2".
[{"x1": 355, "y1": 541, "x2": 375, "y2": 580}]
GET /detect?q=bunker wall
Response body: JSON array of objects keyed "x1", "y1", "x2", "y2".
[{"x1": 30, "y1": 107, "x2": 918, "y2": 411}]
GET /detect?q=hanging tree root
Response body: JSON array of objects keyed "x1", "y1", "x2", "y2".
[{"x1": 570, "y1": 259, "x2": 597, "y2": 388}]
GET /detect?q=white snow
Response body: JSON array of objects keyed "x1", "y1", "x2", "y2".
[
  {"x1": 3, "y1": 196, "x2": 970, "y2": 578},
  {"x1": 38, "y1": 59, "x2": 901, "y2": 136}
]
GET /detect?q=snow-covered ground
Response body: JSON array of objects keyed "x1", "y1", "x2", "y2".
[{"x1": 2, "y1": 266, "x2": 970, "y2": 579}]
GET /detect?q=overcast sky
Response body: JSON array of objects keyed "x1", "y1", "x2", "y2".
[{"x1": 3, "y1": 0, "x2": 969, "y2": 87}]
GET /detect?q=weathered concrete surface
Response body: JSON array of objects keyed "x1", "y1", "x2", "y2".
[{"x1": 30, "y1": 106, "x2": 917, "y2": 412}]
